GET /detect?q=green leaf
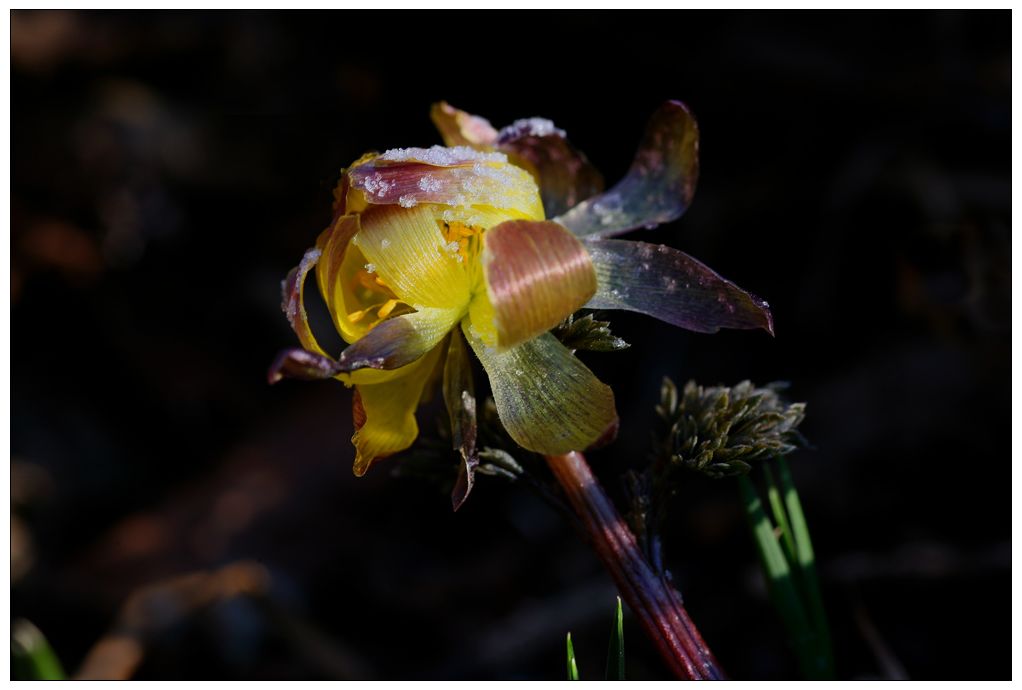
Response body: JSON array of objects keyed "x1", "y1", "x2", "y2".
[
  {"x1": 566, "y1": 632, "x2": 580, "y2": 680},
  {"x1": 11, "y1": 619, "x2": 65, "y2": 680},
  {"x1": 777, "y1": 457, "x2": 834, "y2": 677},
  {"x1": 605, "y1": 596, "x2": 625, "y2": 680},
  {"x1": 764, "y1": 464, "x2": 798, "y2": 570},
  {"x1": 739, "y1": 476, "x2": 821, "y2": 679}
]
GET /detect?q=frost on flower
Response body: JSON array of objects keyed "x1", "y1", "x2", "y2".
[{"x1": 271, "y1": 100, "x2": 773, "y2": 511}]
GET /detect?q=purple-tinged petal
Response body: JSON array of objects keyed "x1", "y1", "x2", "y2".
[
  {"x1": 584, "y1": 239, "x2": 774, "y2": 335},
  {"x1": 443, "y1": 328, "x2": 478, "y2": 512},
  {"x1": 281, "y1": 246, "x2": 328, "y2": 355},
  {"x1": 267, "y1": 347, "x2": 341, "y2": 384},
  {"x1": 497, "y1": 118, "x2": 605, "y2": 218},
  {"x1": 430, "y1": 102, "x2": 499, "y2": 147},
  {"x1": 347, "y1": 149, "x2": 543, "y2": 219},
  {"x1": 482, "y1": 220, "x2": 598, "y2": 349},
  {"x1": 335, "y1": 307, "x2": 460, "y2": 372},
  {"x1": 555, "y1": 101, "x2": 699, "y2": 239}
]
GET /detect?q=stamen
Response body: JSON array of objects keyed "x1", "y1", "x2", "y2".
[
  {"x1": 440, "y1": 220, "x2": 483, "y2": 265},
  {"x1": 346, "y1": 267, "x2": 404, "y2": 329},
  {"x1": 376, "y1": 299, "x2": 399, "y2": 319}
]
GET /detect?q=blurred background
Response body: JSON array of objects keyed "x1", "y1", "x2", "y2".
[{"x1": 10, "y1": 10, "x2": 1010, "y2": 680}]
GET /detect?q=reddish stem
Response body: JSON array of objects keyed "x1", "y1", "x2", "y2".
[{"x1": 546, "y1": 451, "x2": 724, "y2": 680}]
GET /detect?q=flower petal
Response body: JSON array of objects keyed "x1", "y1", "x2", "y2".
[
  {"x1": 497, "y1": 119, "x2": 605, "y2": 218},
  {"x1": 336, "y1": 306, "x2": 461, "y2": 372},
  {"x1": 463, "y1": 324, "x2": 617, "y2": 455},
  {"x1": 267, "y1": 347, "x2": 341, "y2": 384},
  {"x1": 282, "y1": 245, "x2": 328, "y2": 355},
  {"x1": 554, "y1": 101, "x2": 699, "y2": 239},
  {"x1": 347, "y1": 149, "x2": 544, "y2": 220},
  {"x1": 430, "y1": 102, "x2": 499, "y2": 147},
  {"x1": 354, "y1": 204, "x2": 471, "y2": 310},
  {"x1": 443, "y1": 327, "x2": 478, "y2": 511},
  {"x1": 584, "y1": 239, "x2": 774, "y2": 335},
  {"x1": 482, "y1": 220, "x2": 598, "y2": 349},
  {"x1": 314, "y1": 213, "x2": 371, "y2": 344},
  {"x1": 351, "y1": 343, "x2": 445, "y2": 476}
]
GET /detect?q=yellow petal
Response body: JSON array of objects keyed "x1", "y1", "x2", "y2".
[
  {"x1": 354, "y1": 203, "x2": 471, "y2": 310},
  {"x1": 465, "y1": 288, "x2": 498, "y2": 348},
  {"x1": 351, "y1": 342, "x2": 445, "y2": 476},
  {"x1": 481, "y1": 220, "x2": 597, "y2": 349},
  {"x1": 463, "y1": 322, "x2": 617, "y2": 455}
]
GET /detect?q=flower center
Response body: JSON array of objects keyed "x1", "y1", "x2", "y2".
[
  {"x1": 346, "y1": 266, "x2": 411, "y2": 329},
  {"x1": 439, "y1": 220, "x2": 484, "y2": 265}
]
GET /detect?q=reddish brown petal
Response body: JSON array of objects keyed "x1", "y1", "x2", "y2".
[
  {"x1": 555, "y1": 101, "x2": 700, "y2": 238},
  {"x1": 482, "y1": 220, "x2": 598, "y2": 349},
  {"x1": 585, "y1": 239, "x2": 774, "y2": 335},
  {"x1": 430, "y1": 101, "x2": 499, "y2": 147}
]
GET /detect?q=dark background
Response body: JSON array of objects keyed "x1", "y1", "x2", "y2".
[{"x1": 11, "y1": 10, "x2": 1010, "y2": 680}]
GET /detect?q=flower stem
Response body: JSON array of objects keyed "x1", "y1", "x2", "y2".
[{"x1": 545, "y1": 451, "x2": 724, "y2": 680}]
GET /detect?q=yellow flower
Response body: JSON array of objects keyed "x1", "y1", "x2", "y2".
[{"x1": 271, "y1": 102, "x2": 773, "y2": 496}]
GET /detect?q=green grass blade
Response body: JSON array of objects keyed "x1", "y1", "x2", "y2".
[
  {"x1": 739, "y1": 475, "x2": 823, "y2": 679},
  {"x1": 605, "y1": 596, "x2": 625, "y2": 680},
  {"x1": 777, "y1": 457, "x2": 835, "y2": 677},
  {"x1": 764, "y1": 463, "x2": 798, "y2": 568},
  {"x1": 566, "y1": 632, "x2": 580, "y2": 680},
  {"x1": 11, "y1": 619, "x2": 66, "y2": 680}
]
